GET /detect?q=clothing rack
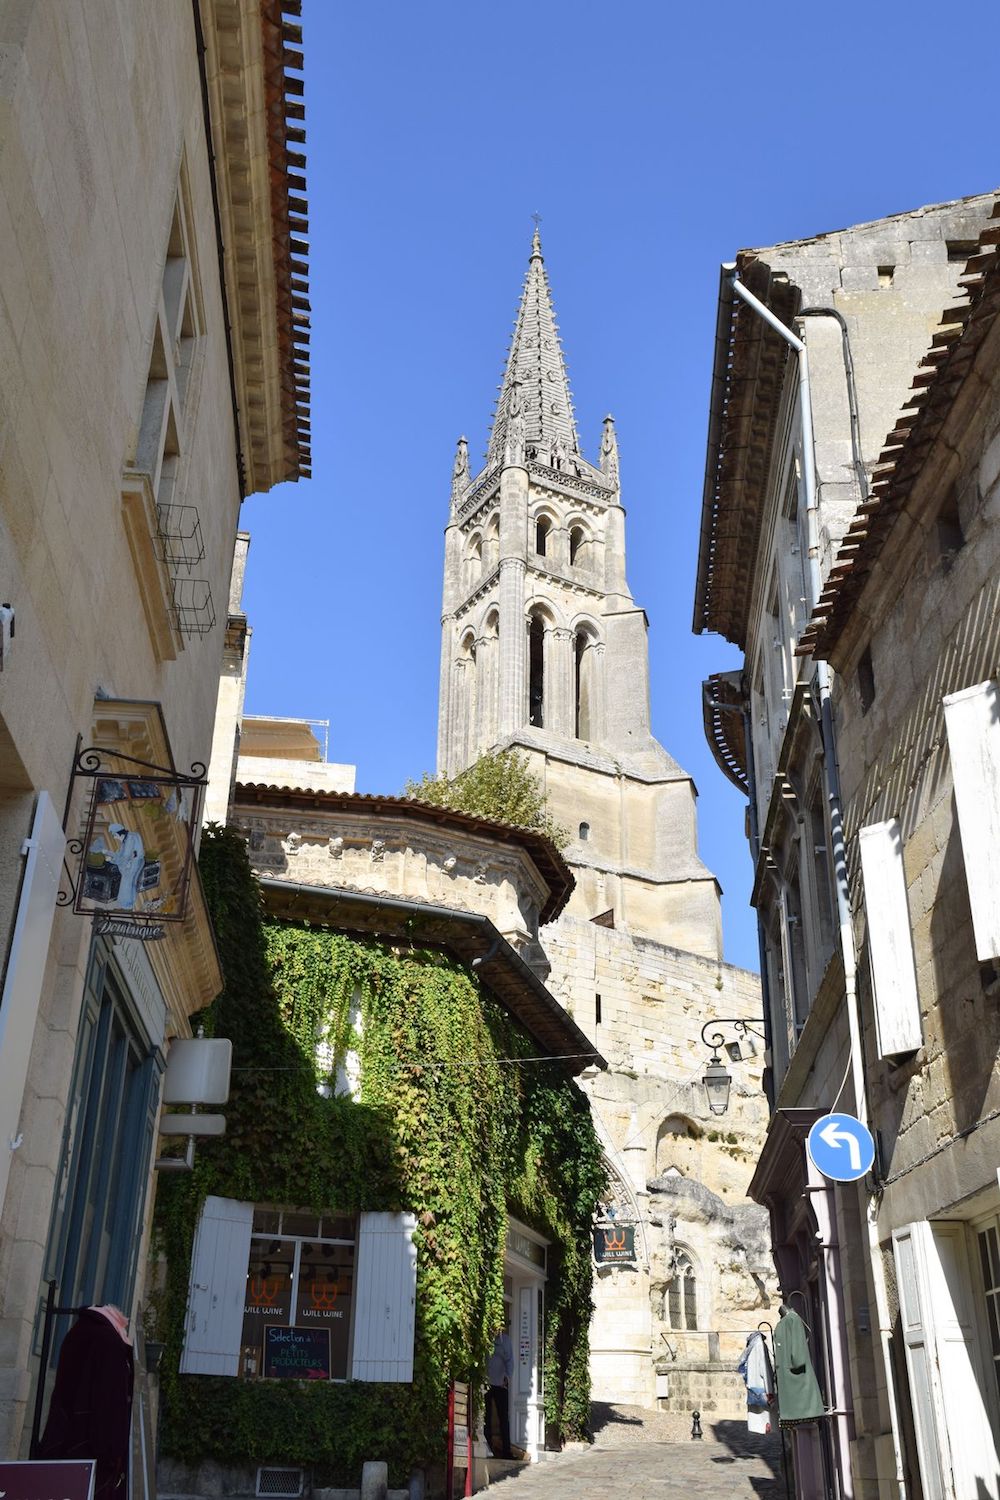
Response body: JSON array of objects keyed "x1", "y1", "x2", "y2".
[{"x1": 28, "y1": 1280, "x2": 88, "y2": 1458}]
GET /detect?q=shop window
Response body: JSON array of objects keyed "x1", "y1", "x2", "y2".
[
  {"x1": 42, "y1": 941, "x2": 162, "y2": 1348},
  {"x1": 241, "y1": 1209, "x2": 357, "y2": 1380},
  {"x1": 182, "y1": 1200, "x2": 416, "y2": 1382}
]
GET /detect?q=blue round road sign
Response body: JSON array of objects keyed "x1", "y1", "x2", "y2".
[{"x1": 806, "y1": 1112, "x2": 875, "y2": 1183}]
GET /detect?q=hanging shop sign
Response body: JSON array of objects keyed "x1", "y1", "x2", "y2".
[
  {"x1": 59, "y1": 737, "x2": 206, "y2": 937},
  {"x1": 593, "y1": 1225, "x2": 636, "y2": 1264}
]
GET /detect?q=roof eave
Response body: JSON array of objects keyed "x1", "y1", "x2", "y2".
[
  {"x1": 693, "y1": 263, "x2": 738, "y2": 635},
  {"x1": 257, "y1": 877, "x2": 606, "y2": 1076}
]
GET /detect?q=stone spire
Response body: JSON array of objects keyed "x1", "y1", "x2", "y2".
[{"x1": 487, "y1": 227, "x2": 579, "y2": 470}]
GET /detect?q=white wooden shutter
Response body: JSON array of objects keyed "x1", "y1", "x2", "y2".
[
  {"x1": 180, "y1": 1195, "x2": 253, "y2": 1375},
  {"x1": 0, "y1": 792, "x2": 65, "y2": 1215},
  {"x1": 892, "y1": 1222, "x2": 1000, "y2": 1500},
  {"x1": 943, "y1": 680, "x2": 1000, "y2": 960},
  {"x1": 858, "y1": 819, "x2": 922, "y2": 1057},
  {"x1": 350, "y1": 1211, "x2": 417, "y2": 1382}
]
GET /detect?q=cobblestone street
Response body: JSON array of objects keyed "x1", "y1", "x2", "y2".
[{"x1": 489, "y1": 1408, "x2": 787, "y2": 1497}]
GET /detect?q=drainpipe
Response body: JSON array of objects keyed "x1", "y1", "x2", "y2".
[{"x1": 730, "y1": 275, "x2": 907, "y2": 1500}]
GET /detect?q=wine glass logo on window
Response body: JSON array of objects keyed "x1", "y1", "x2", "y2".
[
  {"x1": 309, "y1": 1272, "x2": 340, "y2": 1311},
  {"x1": 248, "y1": 1271, "x2": 283, "y2": 1307}
]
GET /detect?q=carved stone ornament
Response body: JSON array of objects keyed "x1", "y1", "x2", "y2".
[
  {"x1": 443, "y1": 855, "x2": 457, "y2": 873},
  {"x1": 328, "y1": 835, "x2": 344, "y2": 858},
  {"x1": 370, "y1": 838, "x2": 387, "y2": 862},
  {"x1": 473, "y1": 860, "x2": 488, "y2": 884},
  {"x1": 600, "y1": 414, "x2": 620, "y2": 489},
  {"x1": 505, "y1": 381, "x2": 526, "y2": 468},
  {"x1": 451, "y1": 435, "x2": 470, "y2": 505},
  {"x1": 282, "y1": 831, "x2": 302, "y2": 856}
]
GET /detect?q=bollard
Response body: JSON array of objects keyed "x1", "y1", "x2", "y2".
[
  {"x1": 361, "y1": 1461, "x2": 388, "y2": 1500},
  {"x1": 691, "y1": 1409, "x2": 703, "y2": 1440}
]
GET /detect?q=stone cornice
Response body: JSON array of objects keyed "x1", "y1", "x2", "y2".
[{"x1": 199, "y1": 0, "x2": 310, "y2": 493}]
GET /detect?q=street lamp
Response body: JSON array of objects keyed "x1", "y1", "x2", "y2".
[{"x1": 700, "y1": 1020, "x2": 766, "y2": 1116}]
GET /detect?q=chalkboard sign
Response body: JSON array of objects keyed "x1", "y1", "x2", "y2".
[
  {"x1": 593, "y1": 1225, "x2": 636, "y2": 1263},
  {"x1": 263, "y1": 1324, "x2": 331, "y2": 1380}
]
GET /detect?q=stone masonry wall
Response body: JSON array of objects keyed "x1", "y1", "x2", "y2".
[{"x1": 542, "y1": 913, "x2": 777, "y2": 1408}]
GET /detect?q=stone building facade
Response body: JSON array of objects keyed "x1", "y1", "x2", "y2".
[
  {"x1": 440, "y1": 231, "x2": 777, "y2": 1415},
  {"x1": 0, "y1": 0, "x2": 309, "y2": 1458},
  {"x1": 696, "y1": 190, "x2": 1000, "y2": 1497}
]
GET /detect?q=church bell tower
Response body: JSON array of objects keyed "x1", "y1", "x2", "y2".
[{"x1": 438, "y1": 229, "x2": 721, "y2": 959}]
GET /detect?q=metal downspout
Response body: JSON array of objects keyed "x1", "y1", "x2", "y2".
[
  {"x1": 730, "y1": 275, "x2": 907, "y2": 1500},
  {"x1": 739, "y1": 687, "x2": 777, "y2": 1109}
]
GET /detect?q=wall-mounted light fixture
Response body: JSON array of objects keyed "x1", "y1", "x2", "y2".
[{"x1": 700, "y1": 1019, "x2": 766, "y2": 1116}]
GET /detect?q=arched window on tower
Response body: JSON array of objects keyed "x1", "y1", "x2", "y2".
[
  {"x1": 459, "y1": 631, "x2": 478, "y2": 763},
  {"x1": 575, "y1": 628, "x2": 599, "y2": 740},
  {"x1": 484, "y1": 512, "x2": 500, "y2": 571},
  {"x1": 465, "y1": 534, "x2": 483, "y2": 594},
  {"x1": 535, "y1": 516, "x2": 551, "y2": 557},
  {"x1": 569, "y1": 525, "x2": 585, "y2": 567},
  {"x1": 665, "y1": 1251, "x2": 698, "y2": 1331},
  {"x1": 528, "y1": 614, "x2": 545, "y2": 728}
]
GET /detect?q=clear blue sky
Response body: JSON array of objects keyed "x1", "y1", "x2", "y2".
[{"x1": 240, "y1": 0, "x2": 1000, "y2": 972}]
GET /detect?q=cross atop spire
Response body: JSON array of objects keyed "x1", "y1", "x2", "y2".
[{"x1": 487, "y1": 227, "x2": 578, "y2": 470}]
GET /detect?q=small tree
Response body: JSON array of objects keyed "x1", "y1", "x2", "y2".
[{"x1": 404, "y1": 749, "x2": 568, "y2": 850}]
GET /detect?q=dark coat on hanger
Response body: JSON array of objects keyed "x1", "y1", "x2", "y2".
[
  {"x1": 773, "y1": 1306, "x2": 824, "y2": 1425},
  {"x1": 39, "y1": 1309, "x2": 134, "y2": 1500}
]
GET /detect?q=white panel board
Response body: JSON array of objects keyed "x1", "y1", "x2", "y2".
[
  {"x1": 350, "y1": 1211, "x2": 416, "y2": 1382},
  {"x1": 0, "y1": 792, "x2": 65, "y2": 1216},
  {"x1": 180, "y1": 1195, "x2": 253, "y2": 1375},
  {"x1": 858, "y1": 819, "x2": 922, "y2": 1057},
  {"x1": 162, "y1": 1038, "x2": 232, "y2": 1104},
  {"x1": 944, "y1": 680, "x2": 1000, "y2": 961}
]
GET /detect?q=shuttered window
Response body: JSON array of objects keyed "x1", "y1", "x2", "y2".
[
  {"x1": 350, "y1": 1212, "x2": 417, "y2": 1382},
  {"x1": 0, "y1": 792, "x2": 65, "y2": 1214},
  {"x1": 892, "y1": 1221, "x2": 1000, "y2": 1500},
  {"x1": 943, "y1": 680, "x2": 1000, "y2": 961},
  {"x1": 180, "y1": 1196, "x2": 254, "y2": 1375},
  {"x1": 181, "y1": 1201, "x2": 416, "y2": 1383},
  {"x1": 858, "y1": 819, "x2": 922, "y2": 1058}
]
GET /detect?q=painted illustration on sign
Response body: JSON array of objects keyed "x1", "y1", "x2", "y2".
[{"x1": 69, "y1": 749, "x2": 204, "y2": 929}]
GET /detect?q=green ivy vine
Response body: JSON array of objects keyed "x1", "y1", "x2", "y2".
[{"x1": 154, "y1": 828, "x2": 605, "y2": 1486}]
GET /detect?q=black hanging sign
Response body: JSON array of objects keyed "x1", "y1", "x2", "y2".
[{"x1": 593, "y1": 1225, "x2": 636, "y2": 1264}]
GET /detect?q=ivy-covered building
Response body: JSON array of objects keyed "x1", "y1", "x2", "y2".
[{"x1": 155, "y1": 788, "x2": 606, "y2": 1492}]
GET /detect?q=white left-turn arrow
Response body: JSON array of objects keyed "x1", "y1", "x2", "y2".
[{"x1": 818, "y1": 1119, "x2": 862, "y2": 1173}]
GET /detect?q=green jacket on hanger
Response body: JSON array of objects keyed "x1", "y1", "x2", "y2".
[{"x1": 773, "y1": 1306, "x2": 825, "y2": 1426}]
